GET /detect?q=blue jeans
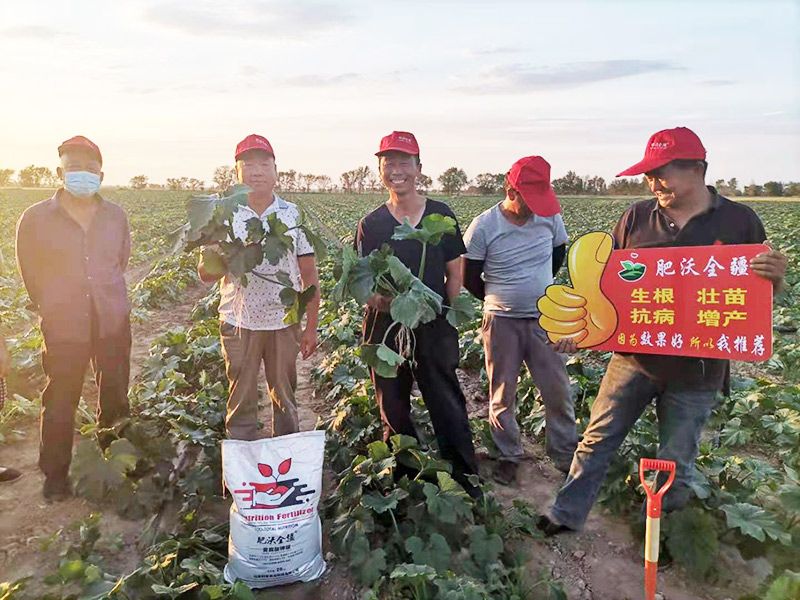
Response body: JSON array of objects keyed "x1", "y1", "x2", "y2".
[{"x1": 550, "y1": 353, "x2": 719, "y2": 530}]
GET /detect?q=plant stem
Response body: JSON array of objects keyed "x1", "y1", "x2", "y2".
[{"x1": 418, "y1": 243, "x2": 427, "y2": 281}]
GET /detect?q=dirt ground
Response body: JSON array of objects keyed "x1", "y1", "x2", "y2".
[{"x1": 0, "y1": 282, "x2": 749, "y2": 599}]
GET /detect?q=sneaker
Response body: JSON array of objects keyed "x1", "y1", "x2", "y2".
[
  {"x1": 43, "y1": 477, "x2": 72, "y2": 502},
  {"x1": 492, "y1": 460, "x2": 518, "y2": 486},
  {"x1": 535, "y1": 514, "x2": 574, "y2": 537},
  {"x1": 0, "y1": 466, "x2": 22, "y2": 483}
]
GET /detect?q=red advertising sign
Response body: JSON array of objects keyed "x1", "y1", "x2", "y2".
[{"x1": 538, "y1": 233, "x2": 773, "y2": 361}]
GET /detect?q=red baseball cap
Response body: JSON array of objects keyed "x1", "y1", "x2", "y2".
[
  {"x1": 58, "y1": 135, "x2": 102, "y2": 165},
  {"x1": 507, "y1": 156, "x2": 561, "y2": 217},
  {"x1": 235, "y1": 134, "x2": 275, "y2": 160},
  {"x1": 616, "y1": 127, "x2": 706, "y2": 177},
  {"x1": 375, "y1": 131, "x2": 419, "y2": 156}
]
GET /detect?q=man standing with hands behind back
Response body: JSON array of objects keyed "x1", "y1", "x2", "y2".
[{"x1": 16, "y1": 136, "x2": 132, "y2": 501}]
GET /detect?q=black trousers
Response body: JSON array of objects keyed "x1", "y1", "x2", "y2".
[
  {"x1": 367, "y1": 314, "x2": 478, "y2": 479},
  {"x1": 39, "y1": 315, "x2": 131, "y2": 481}
]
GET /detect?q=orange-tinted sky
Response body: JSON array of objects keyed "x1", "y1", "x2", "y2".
[{"x1": 1, "y1": 0, "x2": 798, "y2": 186}]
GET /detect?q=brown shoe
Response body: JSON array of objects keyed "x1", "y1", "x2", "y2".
[
  {"x1": 492, "y1": 460, "x2": 518, "y2": 485},
  {"x1": 0, "y1": 466, "x2": 22, "y2": 483}
]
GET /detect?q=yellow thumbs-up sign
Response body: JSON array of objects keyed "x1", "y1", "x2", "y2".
[{"x1": 538, "y1": 231, "x2": 618, "y2": 348}]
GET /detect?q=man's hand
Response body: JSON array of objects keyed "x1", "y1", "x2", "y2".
[
  {"x1": 538, "y1": 232, "x2": 618, "y2": 348},
  {"x1": 751, "y1": 242, "x2": 787, "y2": 290},
  {"x1": 300, "y1": 327, "x2": 318, "y2": 359},
  {"x1": 367, "y1": 293, "x2": 392, "y2": 313},
  {"x1": 0, "y1": 338, "x2": 10, "y2": 377},
  {"x1": 551, "y1": 337, "x2": 579, "y2": 354}
]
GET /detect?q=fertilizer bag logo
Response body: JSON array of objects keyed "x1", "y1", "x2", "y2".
[
  {"x1": 222, "y1": 431, "x2": 326, "y2": 588},
  {"x1": 233, "y1": 457, "x2": 316, "y2": 510}
]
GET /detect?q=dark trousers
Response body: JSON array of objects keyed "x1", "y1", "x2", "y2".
[
  {"x1": 368, "y1": 315, "x2": 478, "y2": 480},
  {"x1": 39, "y1": 317, "x2": 131, "y2": 481}
]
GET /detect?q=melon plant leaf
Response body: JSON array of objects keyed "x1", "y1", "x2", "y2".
[
  {"x1": 720, "y1": 502, "x2": 792, "y2": 545},
  {"x1": 446, "y1": 293, "x2": 476, "y2": 328}
]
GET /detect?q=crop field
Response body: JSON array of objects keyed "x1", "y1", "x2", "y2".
[{"x1": 0, "y1": 189, "x2": 798, "y2": 599}]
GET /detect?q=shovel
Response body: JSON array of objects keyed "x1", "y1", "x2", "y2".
[{"x1": 639, "y1": 458, "x2": 676, "y2": 600}]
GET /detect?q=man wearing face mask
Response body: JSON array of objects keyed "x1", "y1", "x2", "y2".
[{"x1": 16, "y1": 136, "x2": 132, "y2": 501}]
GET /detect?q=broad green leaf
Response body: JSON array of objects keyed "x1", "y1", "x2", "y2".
[
  {"x1": 262, "y1": 213, "x2": 294, "y2": 265},
  {"x1": 404, "y1": 533, "x2": 452, "y2": 573},
  {"x1": 392, "y1": 214, "x2": 456, "y2": 246},
  {"x1": 390, "y1": 291, "x2": 427, "y2": 329},
  {"x1": 280, "y1": 284, "x2": 317, "y2": 326},
  {"x1": 663, "y1": 506, "x2": 718, "y2": 579},
  {"x1": 361, "y1": 488, "x2": 408, "y2": 514},
  {"x1": 764, "y1": 570, "x2": 800, "y2": 600},
  {"x1": 446, "y1": 293, "x2": 476, "y2": 328},
  {"x1": 360, "y1": 344, "x2": 400, "y2": 378},
  {"x1": 468, "y1": 525, "x2": 503, "y2": 568},
  {"x1": 386, "y1": 255, "x2": 416, "y2": 290},
  {"x1": 226, "y1": 243, "x2": 263, "y2": 278},
  {"x1": 244, "y1": 216, "x2": 265, "y2": 243},
  {"x1": 200, "y1": 247, "x2": 227, "y2": 277},
  {"x1": 720, "y1": 502, "x2": 792, "y2": 545},
  {"x1": 367, "y1": 440, "x2": 392, "y2": 461}
]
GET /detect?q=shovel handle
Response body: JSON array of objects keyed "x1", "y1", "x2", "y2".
[{"x1": 639, "y1": 458, "x2": 676, "y2": 516}]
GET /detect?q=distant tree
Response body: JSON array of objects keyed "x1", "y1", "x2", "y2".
[
  {"x1": 551, "y1": 171, "x2": 584, "y2": 195},
  {"x1": 298, "y1": 173, "x2": 316, "y2": 193},
  {"x1": 314, "y1": 175, "x2": 333, "y2": 192},
  {"x1": 763, "y1": 181, "x2": 784, "y2": 197},
  {"x1": 340, "y1": 170, "x2": 356, "y2": 193},
  {"x1": 727, "y1": 178, "x2": 739, "y2": 196},
  {"x1": 417, "y1": 174, "x2": 433, "y2": 193},
  {"x1": 584, "y1": 175, "x2": 607, "y2": 195},
  {"x1": 607, "y1": 177, "x2": 649, "y2": 195},
  {"x1": 438, "y1": 167, "x2": 469, "y2": 195},
  {"x1": 130, "y1": 175, "x2": 148, "y2": 189},
  {"x1": 213, "y1": 166, "x2": 236, "y2": 192},
  {"x1": 166, "y1": 178, "x2": 184, "y2": 191},
  {"x1": 187, "y1": 178, "x2": 205, "y2": 191},
  {"x1": 474, "y1": 172, "x2": 505, "y2": 195},
  {"x1": 18, "y1": 165, "x2": 55, "y2": 187},
  {"x1": 0, "y1": 169, "x2": 14, "y2": 187},
  {"x1": 784, "y1": 182, "x2": 800, "y2": 197},
  {"x1": 277, "y1": 170, "x2": 297, "y2": 193},
  {"x1": 743, "y1": 183, "x2": 763, "y2": 197}
]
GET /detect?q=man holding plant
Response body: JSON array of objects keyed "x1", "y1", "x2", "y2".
[
  {"x1": 198, "y1": 134, "x2": 320, "y2": 440},
  {"x1": 354, "y1": 131, "x2": 480, "y2": 497}
]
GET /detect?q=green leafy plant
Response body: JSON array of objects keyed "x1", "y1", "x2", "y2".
[{"x1": 331, "y1": 214, "x2": 475, "y2": 376}]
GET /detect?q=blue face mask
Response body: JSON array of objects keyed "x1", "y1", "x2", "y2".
[{"x1": 64, "y1": 171, "x2": 101, "y2": 197}]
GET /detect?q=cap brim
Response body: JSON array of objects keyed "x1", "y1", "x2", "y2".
[
  {"x1": 616, "y1": 156, "x2": 671, "y2": 177},
  {"x1": 375, "y1": 147, "x2": 419, "y2": 157},
  {"x1": 519, "y1": 185, "x2": 561, "y2": 217},
  {"x1": 235, "y1": 148, "x2": 274, "y2": 161}
]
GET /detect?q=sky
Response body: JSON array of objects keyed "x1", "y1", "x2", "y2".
[{"x1": 0, "y1": 0, "x2": 798, "y2": 187}]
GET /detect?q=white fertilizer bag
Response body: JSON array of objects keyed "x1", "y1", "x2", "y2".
[{"x1": 222, "y1": 431, "x2": 326, "y2": 588}]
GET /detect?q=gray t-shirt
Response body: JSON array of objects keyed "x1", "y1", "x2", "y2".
[{"x1": 463, "y1": 203, "x2": 568, "y2": 318}]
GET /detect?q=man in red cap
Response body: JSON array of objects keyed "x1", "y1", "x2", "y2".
[
  {"x1": 198, "y1": 134, "x2": 319, "y2": 440},
  {"x1": 354, "y1": 131, "x2": 480, "y2": 498},
  {"x1": 538, "y1": 127, "x2": 788, "y2": 535},
  {"x1": 16, "y1": 136, "x2": 131, "y2": 501},
  {"x1": 462, "y1": 156, "x2": 576, "y2": 485}
]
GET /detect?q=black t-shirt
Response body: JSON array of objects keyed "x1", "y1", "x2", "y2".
[
  {"x1": 355, "y1": 199, "x2": 466, "y2": 342},
  {"x1": 355, "y1": 199, "x2": 466, "y2": 301},
  {"x1": 611, "y1": 187, "x2": 767, "y2": 392}
]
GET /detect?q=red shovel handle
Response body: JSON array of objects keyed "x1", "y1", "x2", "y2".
[{"x1": 639, "y1": 458, "x2": 676, "y2": 517}]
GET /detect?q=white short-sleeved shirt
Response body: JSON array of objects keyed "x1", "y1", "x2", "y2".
[
  {"x1": 218, "y1": 195, "x2": 314, "y2": 330},
  {"x1": 463, "y1": 203, "x2": 568, "y2": 318}
]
